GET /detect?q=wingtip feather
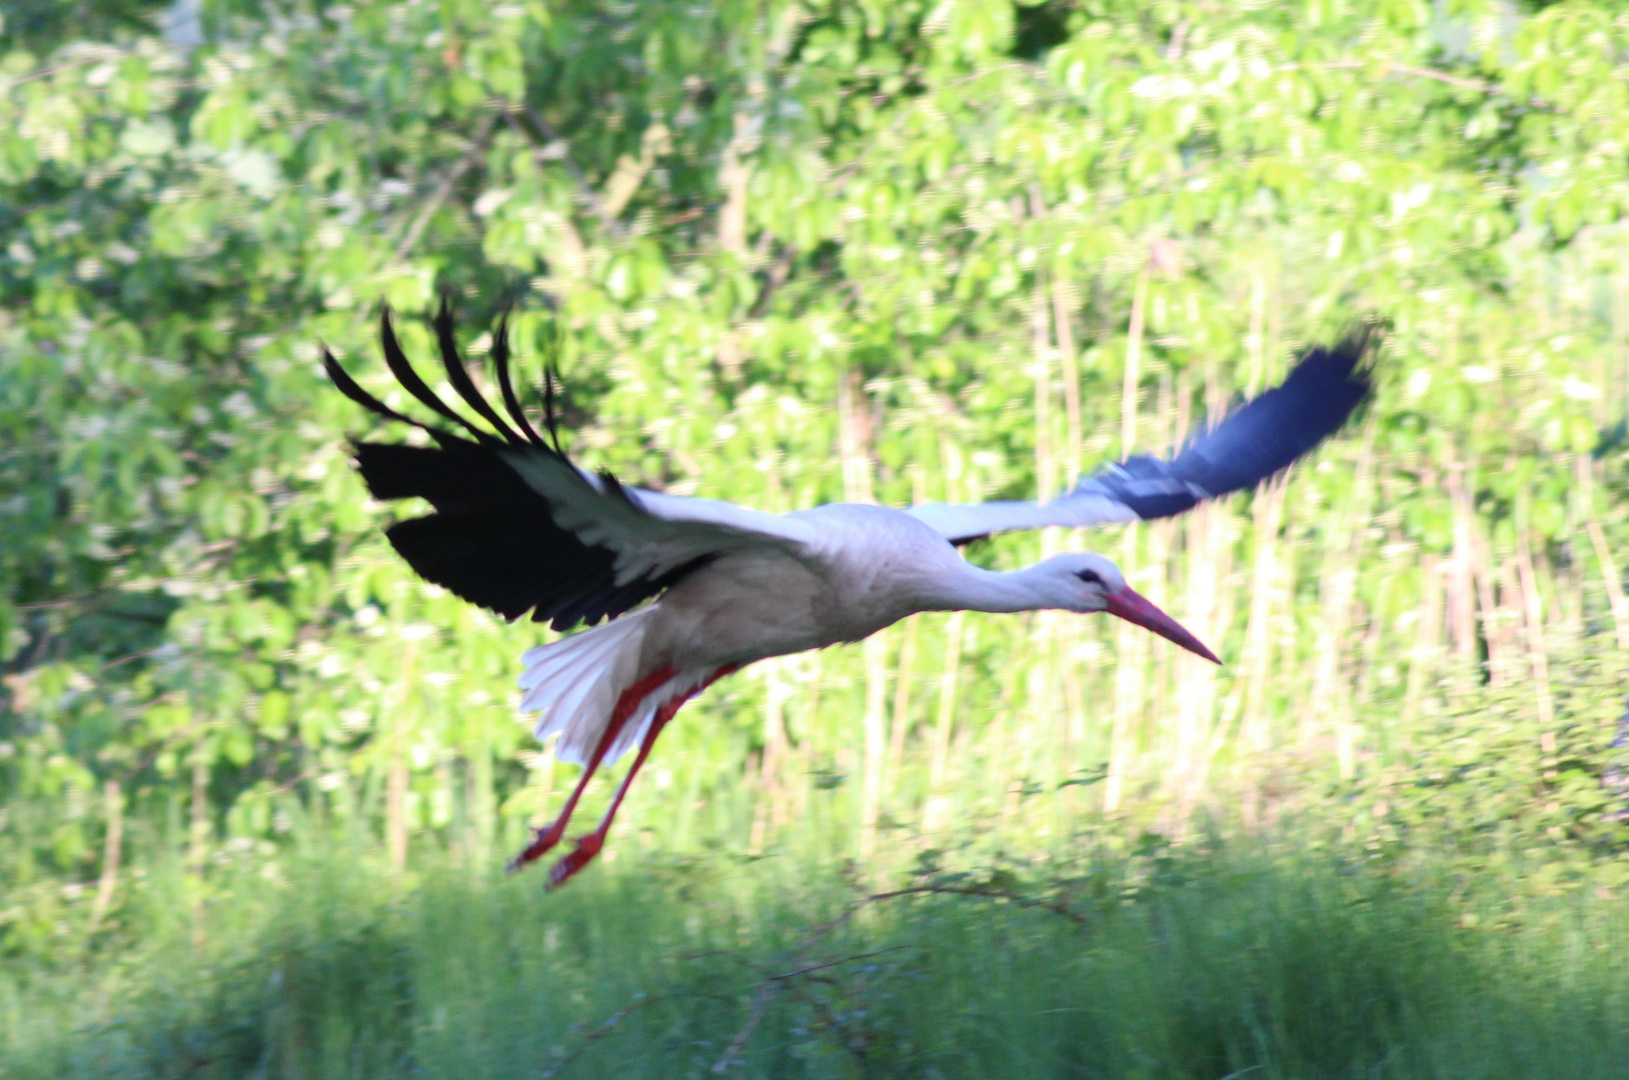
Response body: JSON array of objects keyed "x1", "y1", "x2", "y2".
[{"x1": 1077, "y1": 322, "x2": 1378, "y2": 521}]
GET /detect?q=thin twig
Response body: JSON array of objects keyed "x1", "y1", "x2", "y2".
[
  {"x1": 540, "y1": 994, "x2": 658, "y2": 1079},
  {"x1": 745, "y1": 245, "x2": 797, "y2": 320},
  {"x1": 766, "y1": 944, "x2": 910, "y2": 982},
  {"x1": 393, "y1": 113, "x2": 498, "y2": 262},
  {"x1": 4, "y1": 56, "x2": 101, "y2": 86},
  {"x1": 712, "y1": 948, "x2": 908, "y2": 1072},
  {"x1": 865, "y1": 883, "x2": 1090, "y2": 926},
  {"x1": 662, "y1": 207, "x2": 708, "y2": 227},
  {"x1": 517, "y1": 104, "x2": 616, "y2": 234},
  {"x1": 711, "y1": 929, "x2": 908, "y2": 1071},
  {"x1": 1290, "y1": 59, "x2": 1495, "y2": 94},
  {"x1": 710, "y1": 878, "x2": 1082, "y2": 1071},
  {"x1": 13, "y1": 597, "x2": 88, "y2": 612},
  {"x1": 258, "y1": 766, "x2": 325, "y2": 798},
  {"x1": 99, "y1": 646, "x2": 167, "y2": 672},
  {"x1": 678, "y1": 948, "x2": 745, "y2": 963},
  {"x1": 712, "y1": 980, "x2": 775, "y2": 1073}
]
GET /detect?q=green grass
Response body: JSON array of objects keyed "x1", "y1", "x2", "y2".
[{"x1": 4, "y1": 835, "x2": 1627, "y2": 1080}]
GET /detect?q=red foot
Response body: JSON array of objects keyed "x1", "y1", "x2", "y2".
[
  {"x1": 506, "y1": 821, "x2": 566, "y2": 875},
  {"x1": 546, "y1": 833, "x2": 604, "y2": 889}
]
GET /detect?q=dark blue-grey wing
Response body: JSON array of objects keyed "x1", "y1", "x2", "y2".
[
  {"x1": 1091, "y1": 328, "x2": 1373, "y2": 519},
  {"x1": 908, "y1": 327, "x2": 1374, "y2": 545}
]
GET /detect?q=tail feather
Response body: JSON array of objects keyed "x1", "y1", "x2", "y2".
[
  {"x1": 517, "y1": 630, "x2": 614, "y2": 694},
  {"x1": 541, "y1": 645, "x2": 626, "y2": 743},
  {"x1": 517, "y1": 644, "x2": 578, "y2": 690},
  {"x1": 521, "y1": 625, "x2": 626, "y2": 713}
]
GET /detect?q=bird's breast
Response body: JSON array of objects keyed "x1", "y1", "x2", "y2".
[
  {"x1": 641, "y1": 505, "x2": 954, "y2": 670},
  {"x1": 641, "y1": 550, "x2": 838, "y2": 670}
]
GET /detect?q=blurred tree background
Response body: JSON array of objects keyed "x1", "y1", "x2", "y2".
[{"x1": 4, "y1": 0, "x2": 1629, "y2": 971}]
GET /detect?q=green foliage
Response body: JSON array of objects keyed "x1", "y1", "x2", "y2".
[
  {"x1": 4, "y1": 0, "x2": 1629, "y2": 979},
  {"x1": 4, "y1": 844, "x2": 1628, "y2": 1078},
  {"x1": 1365, "y1": 635, "x2": 1629, "y2": 899}
]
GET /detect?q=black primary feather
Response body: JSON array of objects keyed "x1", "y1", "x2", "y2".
[
  {"x1": 541, "y1": 360, "x2": 564, "y2": 456},
  {"x1": 490, "y1": 309, "x2": 547, "y2": 447},
  {"x1": 378, "y1": 309, "x2": 494, "y2": 443},
  {"x1": 329, "y1": 308, "x2": 707, "y2": 631},
  {"x1": 432, "y1": 297, "x2": 523, "y2": 444},
  {"x1": 1078, "y1": 325, "x2": 1375, "y2": 521},
  {"x1": 324, "y1": 347, "x2": 449, "y2": 442}
]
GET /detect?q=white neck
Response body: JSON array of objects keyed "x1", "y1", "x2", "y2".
[{"x1": 920, "y1": 562, "x2": 1058, "y2": 615}]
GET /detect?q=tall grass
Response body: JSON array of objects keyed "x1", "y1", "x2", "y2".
[{"x1": 5, "y1": 831, "x2": 1626, "y2": 1080}]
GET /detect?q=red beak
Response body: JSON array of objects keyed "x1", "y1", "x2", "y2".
[{"x1": 1102, "y1": 587, "x2": 1221, "y2": 665}]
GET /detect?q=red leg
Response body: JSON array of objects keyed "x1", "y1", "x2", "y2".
[
  {"x1": 505, "y1": 666, "x2": 676, "y2": 875},
  {"x1": 547, "y1": 664, "x2": 741, "y2": 889}
]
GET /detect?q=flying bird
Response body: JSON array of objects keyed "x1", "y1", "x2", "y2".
[{"x1": 324, "y1": 303, "x2": 1373, "y2": 887}]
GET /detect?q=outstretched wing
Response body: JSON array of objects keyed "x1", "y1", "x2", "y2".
[
  {"x1": 909, "y1": 327, "x2": 1375, "y2": 545},
  {"x1": 326, "y1": 301, "x2": 820, "y2": 630}
]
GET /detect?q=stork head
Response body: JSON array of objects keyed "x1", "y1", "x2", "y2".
[{"x1": 1037, "y1": 553, "x2": 1220, "y2": 664}]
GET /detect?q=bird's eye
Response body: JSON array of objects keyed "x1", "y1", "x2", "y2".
[{"x1": 1077, "y1": 569, "x2": 1102, "y2": 585}]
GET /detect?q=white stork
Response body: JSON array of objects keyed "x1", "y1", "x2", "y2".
[{"x1": 325, "y1": 303, "x2": 1372, "y2": 887}]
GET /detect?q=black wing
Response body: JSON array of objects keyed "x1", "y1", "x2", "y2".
[{"x1": 326, "y1": 301, "x2": 815, "y2": 630}]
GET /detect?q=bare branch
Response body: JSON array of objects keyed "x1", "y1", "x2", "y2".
[
  {"x1": 746, "y1": 245, "x2": 797, "y2": 320},
  {"x1": 766, "y1": 944, "x2": 911, "y2": 982},
  {"x1": 1291, "y1": 59, "x2": 1496, "y2": 94},
  {"x1": 864, "y1": 883, "x2": 1090, "y2": 926},
  {"x1": 515, "y1": 104, "x2": 617, "y2": 235},
  {"x1": 711, "y1": 980, "x2": 774, "y2": 1073},
  {"x1": 541, "y1": 993, "x2": 658, "y2": 1079},
  {"x1": 393, "y1": 112, "x2": 498, "y2": 262}
]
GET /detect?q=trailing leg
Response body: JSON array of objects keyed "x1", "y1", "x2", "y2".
[
  {"x1": 547, "y1": 665, "x2": 741, "y2": 888},
  {"x1": 506, "y1": 667, "x2": 675, "y2": 874}
]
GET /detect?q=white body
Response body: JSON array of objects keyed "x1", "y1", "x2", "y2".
[
  {"x1": 518, "y1": 503, "x2": 1125, "y2": 766},
  {"x1": 651, "y1": 505, "x2": 952, "y2": 665}
]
